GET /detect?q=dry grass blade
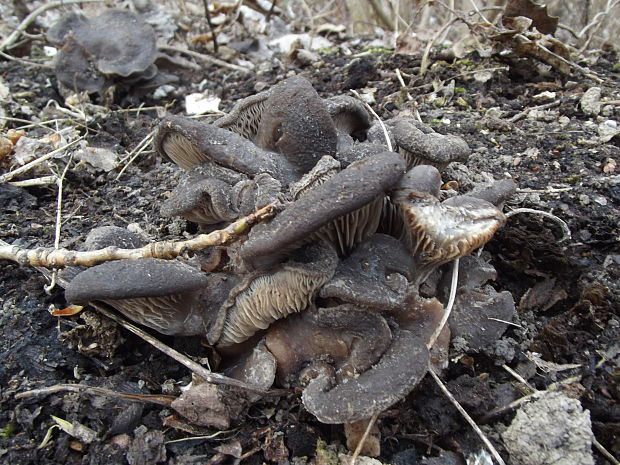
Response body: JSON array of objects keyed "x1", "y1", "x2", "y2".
[
  {"x1": 427, "y1": 257, "x2": 459, "y2": 350},
  {"x1": 0, "y1": 203, "x2": 278, "y2": 268},
  {"x1": 350, "y1": 413, "x2": 379, "y2": 465},
  {"x1": 429, "y1": 368, "x2": 507, "y2": 465}
]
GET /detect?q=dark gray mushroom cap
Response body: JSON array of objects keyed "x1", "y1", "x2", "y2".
[
  {"x1": 154, "y1": 115, "x2": 298, "y2": 183},
  {"x1": 65, "y1": 258, "x2": 209, "y2": 303},
  {"x1": 48, "y1": 9, "x2": 157, "y2": 78},
  {"x1": 254, "y1": 76, "x2": 338, "y2": 174},
  {"x1": 240, "y1": 150, "x2": 406, "y2": 266},
  {"x1": 301, "y1": 329, "x2": 429, "y2": 424},
  {"x1": 320, "y1": 234, "x2": 415, "y2": 311},
  {"x1": 466, "y1": 178, "x2": 517, "y2": 208},
  {"x1": 323, "y1": 95, "x2": 371, "y2": 139},
  {"x1": 369, "y1": 118, "x2": 470, "y2": 170}
]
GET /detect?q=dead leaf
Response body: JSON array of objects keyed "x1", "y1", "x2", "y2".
[
  {"x1": 50, "y1": 304, "x2": 84, "y2": 316},
  {"x1": 503, "y1": 0, "x2": 559, "y2": 34},
  {"x1": 519, "y1": 278, "x2": 567, "y2": 312}
]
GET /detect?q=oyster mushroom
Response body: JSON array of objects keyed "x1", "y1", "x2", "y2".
[
  {"x1": 65, "y1": 258, "x2": 238, "y2": 336},
  {"x1": 212, "y1": 241, "x2": 339, "y2": 346},
  {"x1": 301, "y1": 328, "x2": 429, "y2": 423},
  {"x1": 253, "y1": 76, "x2": 338, "y2": 173},
  {"x1": 319, "y1": 234, "x2": 415, "y2": 311},
  {"x1": 154, "y1": 115, "x2": 299, "y2": 183},
  {"x1": 46, "y1": 9, "x2": 158, "y2": 93},
  {"x1": 368, "y1": 118, "x2": 470, "y2": 171},
  {"x1": 161, "y1": 162, "x2": 281, "y2": 225},
  {"x1": 239, "y1": 150, "x2": 406, "y2": 266},
  {"x1": 265, "y1": 305, "x2": 392, "y2": 386},
  {"x1": 389, "y1": 165, "x2": 506, "y2": 282}
]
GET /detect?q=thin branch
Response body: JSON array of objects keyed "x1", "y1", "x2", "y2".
[
  {"x1": 429, "y1": 369, "x2": 507, "y2": 465},
  {"x1": 0, "y1": 137, "x2": 84, "y2": 183},
  {"x1": 44, "y1": 155, "x2": 74, "y2": 293},
  {"x1": 350, "y1": 413, "x2": 379, "y2": 465},
  {"x1": 159, "y1": 45, "x2": 251, "y2": 74},
  {"x1": 16, "y1": 383, "x2": 176, "y2": 407},
  {"x1": 202, "y1": 0, "x2": 219, "y2": 53},
  {"x1": 349, "y1": 90, "x2": 393, "y2": 151},
  {"x1": 0, "y1": 203, "x2": 278, "y2": 268},
  {"x1": 91, "y1": 303, "x2": 287, "y2": 395},
  {"x1": 0, "y1": 0, "x2": 106, "y2": 52},
  {"x1": 505, "y1": 207, "x2": 571, "y2": 242}
]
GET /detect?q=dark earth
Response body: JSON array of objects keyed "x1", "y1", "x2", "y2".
[{"x1": 1, "y1": 21, "x2": 619, "y2": 465}]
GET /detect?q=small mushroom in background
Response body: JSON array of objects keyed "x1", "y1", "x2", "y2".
[
  {"x1": 46, "y1": 9, "x2": 171, "y2": 94},
  {"x1": 368, "y1": 118, "x2": 470, "y2": 171}
]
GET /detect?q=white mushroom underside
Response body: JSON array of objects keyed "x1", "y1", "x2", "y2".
[
  {"x1": 162, "y1": 133, "x2": 209, "y2": 170},
  {"x1": 399, "y1": 201, "x2": 503, "y2": 267},
  {"x1": 106, "y1": 294, "x2": 187, "y2": 335},
  {"x1": 215, "y1": 96, "x2": 268, "y2": 141},
  {"x1": 313, "y1": 196, "x2": 385, "y2": 255},
  {"x1": 218, "y1": 271, "x2": 330, "y2": 346}
]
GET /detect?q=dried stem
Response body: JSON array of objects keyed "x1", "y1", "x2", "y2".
[
  {"x1": 427, "y1": 257, "x2": 459, "y2": 350},
  {"x1": 350, "y1": 413, "x2": 379, "y2": 465},
  {"x1": 91, "y1": 302, "x2": 286, "y2": 395},
  {"x1": 16, "y1": 383, "x2": 177, "y2": 407},
  {"x1": 202, "y1": 0, "x2": 219, "y2": 53},
  {"x1": 429, "y1": 368, "x2": 507, "y2": 465},
  {"x1": 0, "y1": 203, "x2": 278, "y2": 268},
  {"x1": 159, "y1": 45, "x2": 251, "y2": 73}
]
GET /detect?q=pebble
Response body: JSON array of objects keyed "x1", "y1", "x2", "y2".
[{"x1": 580, "y1": 87, "x2": 602, "y2": 116}]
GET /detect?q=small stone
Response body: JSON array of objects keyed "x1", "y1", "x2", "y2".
[
  {"x1": 593, "y1": 196, "x2": 608, "y2": 206},
  {"x1": 579, "y1": 194, "x2": 590, "y2": 205},
  {"x1": 502, "y1": 392, "x2": 594, "y2": 465},
  {"x1": 580, "y1": 87, "x2": 602, "y2": 116}
]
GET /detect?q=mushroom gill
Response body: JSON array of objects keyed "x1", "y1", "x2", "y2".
[
  {"x1": 213, "y1": 241, "x2": 338, "y2": 346},
  {"x1": 239, "y1": 150, "x2": 406, "y2": 267},
  {"x1": 154, "y1": 115, "x2": 298, "y2": 183},
  {"x1": 390, "y1": 165, "x2": 506, "y2": 281},
  {"x1": 65, "y1": 258, "x2": 238, "y2": 336},
  {"x1": 214, "y1": 90, "x2": 271, "y2": 140}
]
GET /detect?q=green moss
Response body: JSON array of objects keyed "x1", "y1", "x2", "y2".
[
  {"x1": 1, "y1": 423, "x2": 16, "y2": 437},
  {"x1": 562, "y1": 175, "x2": 581, "y2": 183},
  {"x1": 456, "y1": 96, "x2": 471, "y2": 109},
  {"x1": 361, "y1": 46, "x2": 392, "y2": 54},
  {"x1": 318, "y1": 46, "x2": 339, "y2": 55},
  {"x1": 612, "y1": 62, "x2": 620, "y2": 71},
  {"x1": 454, "y1": 87, "x2": 467, "y2": 93},
  {"x1": 455, "y1": 59, "x2": 475, "y2": 67},
  {"x1": 314, "y1": 439, "x2": 340, "y2": 465}
]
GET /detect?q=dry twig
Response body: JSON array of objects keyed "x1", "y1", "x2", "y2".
[
  {"x1": 350, "y1": 413, "x2": 380, "y2": 465},
  {"x1": 505, "y1": 207, "x2": 571, "y2": 242},
  {"x1": 429, "y1": 368, "x2": 507, "y2": 465},
  {"x1": 159, "y1": 45, "x2": 251, "y2": 73},
  {"x1": 0, "y1": 203, "x2": 278, "y2": 267}
]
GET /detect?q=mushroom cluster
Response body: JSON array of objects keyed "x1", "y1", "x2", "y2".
[
  {"x1": 65, "y1": 76, "x2": 516, "y2": 431},
  {"x1": 46, "y1": 9, "x2": 171, "y2": 94}
]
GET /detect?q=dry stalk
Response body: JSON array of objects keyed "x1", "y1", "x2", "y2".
[
  {"x1": 349, "y1": 89, "x2": 393, "y2": 151},
  {"x1": 16, "y1": 383, "x2": 177, "y2": 407},
  {"x1": 429, "y1": 368, "x2": 507, "y2": 465},
  {"x1": 350, "y1": 412, "x2": 380, "y2": 465},
  {"x1": 427, "y1": 257, "x2": 459, "y2": 350},
  {"x1": 44, "y1": 155, "x2": 74, "y2": 293},
  {"x1": 0, "y1": 137, "x2": 83, "y2": 183},
  {"x1": 116, "y1": 129, "x2": 157, "y2": 180},
  {"x1": 0, "y1": 203, "x2": 278, "y2": 268},
  {"x1": 91, "y1": 302, "x2": 286, "y2": 395},
  {"x1": 159, "y1": 45, "x2": 251, "y2": 73}
]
